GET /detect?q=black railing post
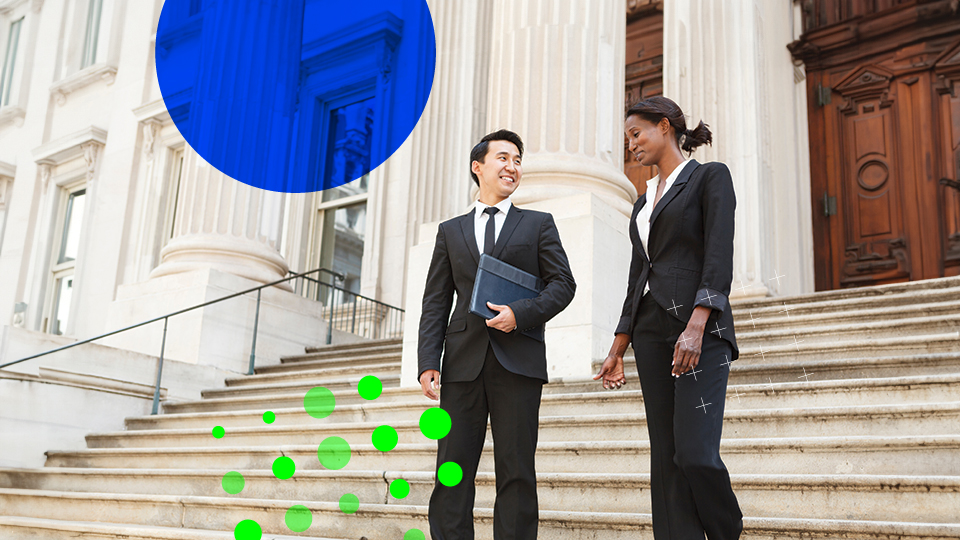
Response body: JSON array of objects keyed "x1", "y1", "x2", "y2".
[
  {"x1": 151, "y1": 317, "x2": 169, "y2": 415},
  {"x1": 248, "y1": 288, "x2": 262, "y2": 375},
  {"x1": 351, "y1": 295, "x2": 358, "y2": 334},
  {"x1": 325, "y1": 284, "x2": 334, "y2": 345}
]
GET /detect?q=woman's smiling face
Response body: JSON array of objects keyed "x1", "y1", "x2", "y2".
[{"x1": 625, "y1": 114, "x2": 669, "y2": 167}]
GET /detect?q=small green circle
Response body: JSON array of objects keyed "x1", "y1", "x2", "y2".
[
  {"x1": 221, "y1": 471, "x2": 245, "y2": 494},
  {"x1": 389, "y1": 478, "x2": 410, "y2": 499},
  {"x1": 212, "y1": 426, "x2": 225, "y2": 439},
  {"x1": 404, "y1": 529, "x2": 426, "y2": 540},
  {"x1": 419, "y1": 408, "x2": 452, "y2": 440},
  {"x1": 303, "y1": 387, "x2": 336, "y2": 419},
  {"x1": 262, "y1": 411, "x2": 276, "y2": 424},
  {"x1": 272, "y1": 456, "x2": 296, "y2": 480},
  {"x1": 234, "y1": 519, "x2": 262, "y2": 540},
  {"x1": 339, "y1": 493, "x2": 360, "y2": 514},
  {"x1": 284, "y1": 504, "x2": 312, "y2": 532},
  {"x1": 317, "y1": 436, "x2": 351, "y2": 470},
  {"x1": 438, "y1": 462, "x2": 463, "y2": 487},
  {"x1": 371, "y1": 425, "x2": 399, "y2": 452},
  {"x1": 358, "y1": 375, "x2": 383, "y2": 400}
]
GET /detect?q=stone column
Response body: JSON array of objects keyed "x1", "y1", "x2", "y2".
[{"x1": 663, "y1": 0, "x2": 814, "y2": 297}]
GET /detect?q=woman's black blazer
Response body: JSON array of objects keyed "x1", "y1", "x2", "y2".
[{"x1": 615, "y1": 159, "x2": 739, "y2": 360}]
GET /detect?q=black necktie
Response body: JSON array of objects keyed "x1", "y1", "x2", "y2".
[{"x1": 483, "y1": 206, "x2": 500, "y2": 256}]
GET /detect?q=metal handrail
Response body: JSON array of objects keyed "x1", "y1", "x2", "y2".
[{"x1": 0, "y1": 266, "x2": 406, "y2": 415}]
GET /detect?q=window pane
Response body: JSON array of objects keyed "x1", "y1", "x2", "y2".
[
  {"x1": 51, "y1": 276, "x2": 74, "y2": 335},
  {"x1": 81, "y1": 0, "x2": 104, "y2": 68},
  {"x1": 59, "y1": 190, "x2": 86, "y2": 263},
  {"x1": 319, "y1": 202, "x2": 366, "y2": 301},
  {"x1": 320, "y1": 97, "x2": 374, "y2": 198},
  {"x1": 0, "y1": 18, "x2": 22, "y2": 106}
]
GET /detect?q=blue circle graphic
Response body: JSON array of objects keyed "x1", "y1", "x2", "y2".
[{"x1": 156, "y1": 0, "x2": 436, "y2": 193}]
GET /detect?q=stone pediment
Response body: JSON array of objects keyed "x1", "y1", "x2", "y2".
[{"x1": 832, "y1": 65, "x2": 894, "y2": 99}]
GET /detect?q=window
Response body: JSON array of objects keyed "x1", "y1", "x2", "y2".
[
  {"x1": 81, "y1": 0, "x2": 104, "y2": 69},
  {"x1": 315, "y1": 97, "x2": 374, "y2": 300},
  {"x1": 0, "y1": 17, "x2": 22, "y2": 106},
  {"x1": 48, "y1": 187, "x2": 86, "y2": 335}
]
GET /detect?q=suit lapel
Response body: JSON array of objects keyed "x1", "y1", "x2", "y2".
[
  {"x1": 492, "y1": 205, "x2": 523, "y2": 259},
  {"x1": 630, "y1": 196, "x2": 649, "y2": 262},
  {"x1": 459, "y1": 208, "x2": 481, "y2": 266},
  {"x1": 649, "y1": 159, "x2": 700, "y2": 230}
]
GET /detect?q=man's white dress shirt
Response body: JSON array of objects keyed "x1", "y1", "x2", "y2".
[{"x1": 474, "y1": 197, "x2": 513, "y2": 254}]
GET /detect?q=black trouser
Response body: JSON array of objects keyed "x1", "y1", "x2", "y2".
[
  {"x1": 633, "y1": 293, "x2": 743, "y2": 540},
  {"x1": 429, "y1": 344, "x2": 544, "y2": 540}
]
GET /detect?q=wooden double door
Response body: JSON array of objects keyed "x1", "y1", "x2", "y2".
[{"x1": 794, "y1": 1, "x2": 960, "y2": 290}]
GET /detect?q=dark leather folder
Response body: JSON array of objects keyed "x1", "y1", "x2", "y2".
[{"x1": 469, "y1": 254, "x2": 544, "y2": 338}]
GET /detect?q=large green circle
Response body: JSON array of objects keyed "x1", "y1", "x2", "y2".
[
  {"x1": 317, "y1": 436, "x2": 351, "y2": 470},
  {"x1": 234, "y1": 519, "x2": 262, "y2": 540},
  {"x1": 438, "y1": 462, "x2": 463, "y2": 487},
  {"x1": 272, "y1": 456, "x2": 296, "y2": 480},
  {"x1": 339, "y1": 493, "x2": 360, "y2": 514},
  {"x1": 389, "y1": 478, "x2": 410, "y2": 499},
  {"x1": 404, "y1": 529, "x2": 426, "y2": 540},
  {"x1": 371, "y1": 425, "x2": 399, "y2": 452},
  {"x1": 419, "y1": 408, "x2": 452, "y2": 440},
  {"x1": 221, "y1": 471, "x2": 245, "y2": 494},
  {"x1": 212, "y1": 426, "x2": 225, "y2": 439},
  {"x1": 262, "y1": 411, "x2": 276, "y2": 424},
  {"x1": 303, "y1": 387, "x2": 336, "y2": 419},
  {"x1": 284, "y1": 504, "x2": 312, "y2": 532},
  {"x1": 357, "y1": 375, "x2": 383, "y2": 400}
]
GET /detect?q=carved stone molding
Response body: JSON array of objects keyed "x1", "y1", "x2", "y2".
[
  {"x1": 81, "y1": 141, "x2": 101, "y2": 184},
  {"x1": 49, "y1": 63, "x2": 118, "y2": 106},
  {"x1": 0, "y1": 160, "x2": 13, "y2": 210},
  {"x1": 32, "y1": 126, "x2": 108, "y2": 191},
  {"x1": 0, "y1": 105, "x2": 26, "y2": 128},
  {"x1": 140, "y1": 119, "x2": 162, "y2": 162},
  {"x1": 37, "y1": 160, "x2": 52, "y2": 194}
]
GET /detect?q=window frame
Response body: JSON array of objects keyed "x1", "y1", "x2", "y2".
[{"x1": 44, "y1": 180, "x2": 88, "y2": 335}]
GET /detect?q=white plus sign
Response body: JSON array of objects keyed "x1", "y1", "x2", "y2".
[
  {"x1": 734, "y1": 280, "x2": 751, "y2": 295},
  {"x1": 702, "y1": 290, "x2": 719, "y2": 307},
  {"x1": 797, "y1": 367, "x2": 815, "y2": 382},
  {"x1": 685, "y1": 368, "x2": 703, "y2": 381},
  {"x1": 710, "y1": 322, "x2": 727, "y2": 338},
  {"x1": 764, "y1": 377, "x2": 776, "y2": 391},
  {"x1": 729, "y1": 388, "x2": 743, "y2": 404},
  {"x1": 744, "y1": 310, "x2": 761, "y2": 329},
  {"x1": 668, "y1": 299, "x2": 684, "y2": 315},
  {"x1": 677, "y1": 334, "x2": 695, "y2": 348},
  {"x1": 769, "y1": 270, "x2": 785, "y2": 287},
  {"x1": 792, "y1": 335, "x2": 805, "y2": 351},
  {"x1": 720, "y1": 354, "x2": 733, "y2": 369},
  {"x1": 696, "y1": 396, "x2": 712, "y2": 414},
  {"x1": 779, "y1": 302, "x2": 793, "y2": 318},
  {"x1": 754, "y1": 345, "x2": 769, "y2": 362}
]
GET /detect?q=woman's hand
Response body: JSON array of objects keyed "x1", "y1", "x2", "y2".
[
  {"x1": 596, "y1": 333, "x2": 630, "y2": 389},
  {"x1": 672, "y1": 305, "x2": 711, "y2": 377}
]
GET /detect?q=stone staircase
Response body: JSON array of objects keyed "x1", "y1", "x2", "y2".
[{"x1": 2, "y1": 277, "x2": 960, "y2": 539}]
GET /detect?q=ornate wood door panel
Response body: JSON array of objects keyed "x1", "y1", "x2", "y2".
[
  {"x1": 623, "y1": 2, "x2": 663, "y2": 198},
  {"x1": 935, "y1": 41, "x2": 960, "y2": 276}
]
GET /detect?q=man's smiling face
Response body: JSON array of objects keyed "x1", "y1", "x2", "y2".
[{"x1": 473, "y1": 139, "x2": 522, "y2": 204}]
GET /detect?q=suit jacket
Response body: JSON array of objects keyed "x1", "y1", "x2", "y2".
[
  {"x1": 418, "y1": 205, "x2": 576, "y2": 383},
  {"x1": 615, "y1": 160, "x2": 739, "y2": 359}
]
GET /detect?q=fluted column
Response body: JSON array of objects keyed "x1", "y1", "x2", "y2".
[
  {"x1": 486, "y1": 0, "x2": 635, "y2": 215},
  {"x1": 150, "y1": 147, "x2": 288, "y2": 286}
]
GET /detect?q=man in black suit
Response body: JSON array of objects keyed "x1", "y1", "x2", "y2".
[{"x1": 418, "y1": 129, "x2": 576, "y2": 540}]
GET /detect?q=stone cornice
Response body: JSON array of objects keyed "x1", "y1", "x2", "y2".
[
  {"x1": 32, "y1": 126, "x2": 108, "y2": 165},
  {"x1": 0, "y1": 160, "x2": 14, "y2": 179},
  {"x1": 49, "y1": 63, "x2": 118, "y2": 106},
  {"x1": 0, "y1": 105, "x2": 25, "y2": 128},
  {"x1": 132, "y1": 98, "x2": 172, "y2": 124}
]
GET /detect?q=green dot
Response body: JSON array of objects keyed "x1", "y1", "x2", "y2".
[
  {"x1": 284, "y1": 504, "x2": 312, "y2": 532},
  {"x1": 262, "y1": 411, "x2": 276, "y2": 424},
  {"x1": 303, "y1": 387, "x2": 336, "y2": 419},
  {"x1": 404, "y1": 529, "x2": 426, "y2": 540},
  {"x1": 438, "y1": 462, "x2": 462, "y2": 487},
  {"x1": 212, "y1": 426, "x2": 225, "y2": 439},
  {"x1": 317, "y1": 436, "x2": 351, "y2": 470},
  {"x1": 234, "y1": 519, "x2": 262, "y2": 540},
  {"x1": 358, "y1": 375, "x2": 383, "y2": 400},
  {"x1": 419, "y1": 408, "x2": 452, "y2": 440},
  {"x1": 221, "y1": 471, "x2": 245, "y2": 494},
  {"x1": 272, "y1": 456, "x2": 296, "y2": 480},
  {"x1": 371, "y1": 425, "x2": 398, "y2": 452},
  {"x1": 339, "y1": 493, "x2": 360, "y2": 514},
  {"x1": 389, "y1": 478, "x2": 410, "y2": 499}
]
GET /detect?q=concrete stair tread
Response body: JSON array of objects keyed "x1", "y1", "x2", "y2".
[
  {"x1": 729, "y1": 276, "x2": 960, "y2": 310},
  {"x1": 301, "y1": 338, "x2": 402, "y2": 355},
  {"x1": 280, "y1": 347, "x2": 403, "y2": 364},
  {"x1": 733, "y1": 297, "x2": 960, "y2": 329},
  {"x1": 735, "y1": 331, "x2": 959, "y2": 355},
  {"x1": 200, "y1": 375, "x2": 401, "y2": 397},
  {"x1": 254, "y1": 353, "x2": 401, "y2": 376},
  {"x1": 226, "y1": 362, "x2": 400, "y2": 386},
  {"x1": 1, "y1": 489, "x2": 959, "y2": 539},
  {"x1": 734, "y1": 311, "x2": 960, "y2": 340},
  {"x1": 0, "y1": 516, "x2": 344, "y2": 540}
]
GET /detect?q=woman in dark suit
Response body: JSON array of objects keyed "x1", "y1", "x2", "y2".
[{"x1": 595, "y1": 96, "x2": 743, "y2": 540}]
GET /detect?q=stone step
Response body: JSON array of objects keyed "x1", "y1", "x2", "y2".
[
  {"x1": 0, "y1": 516, "x2": 336, "y2": 540},
  {"x1": 227, "y1": 360, "x2": 400, "y2": 388},
  {"x1": 2, "y1": 468, "x2": 957, "y2": 524},
  {"x1": 283, "y1": 344, "x2": 403, "y2": 363},
  {"x1": 732, "y1": 296, "x2": 960, "y2": 333},
  {"x1": 164, "y1": 371, "x2": 960, "y2": 417},
  {"x1": 199, "y1": 374, "x2": 401, "y2": 400},
  {"x1": 730, "y1": 275, "x2": 960, "y2": 312},
  {"x1": 114, "y1": 401, "x2": 960, "y2": 445},
  {"x1": 1, "y1": 488, "x2": 958, "y2": 540},
  {"x1": 254, "y1": 352, "x2": 401, "y2": 376},
  {"x1": 45, "y1": 435, "x2": 960, "y2": 476},
  {"x1": 733, "y1": 313, "x2": 960, "y2": 346},
  {"x1": 613, "y1": 350, "x2": 960, "y2": 385},
  {"x1": 302, "y1": 337, "x2": 402, "y2": 355}
]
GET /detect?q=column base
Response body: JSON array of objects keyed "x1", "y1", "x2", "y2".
[{"x1": 150, "y1": 233, "x2": 291, "y2": 290}]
